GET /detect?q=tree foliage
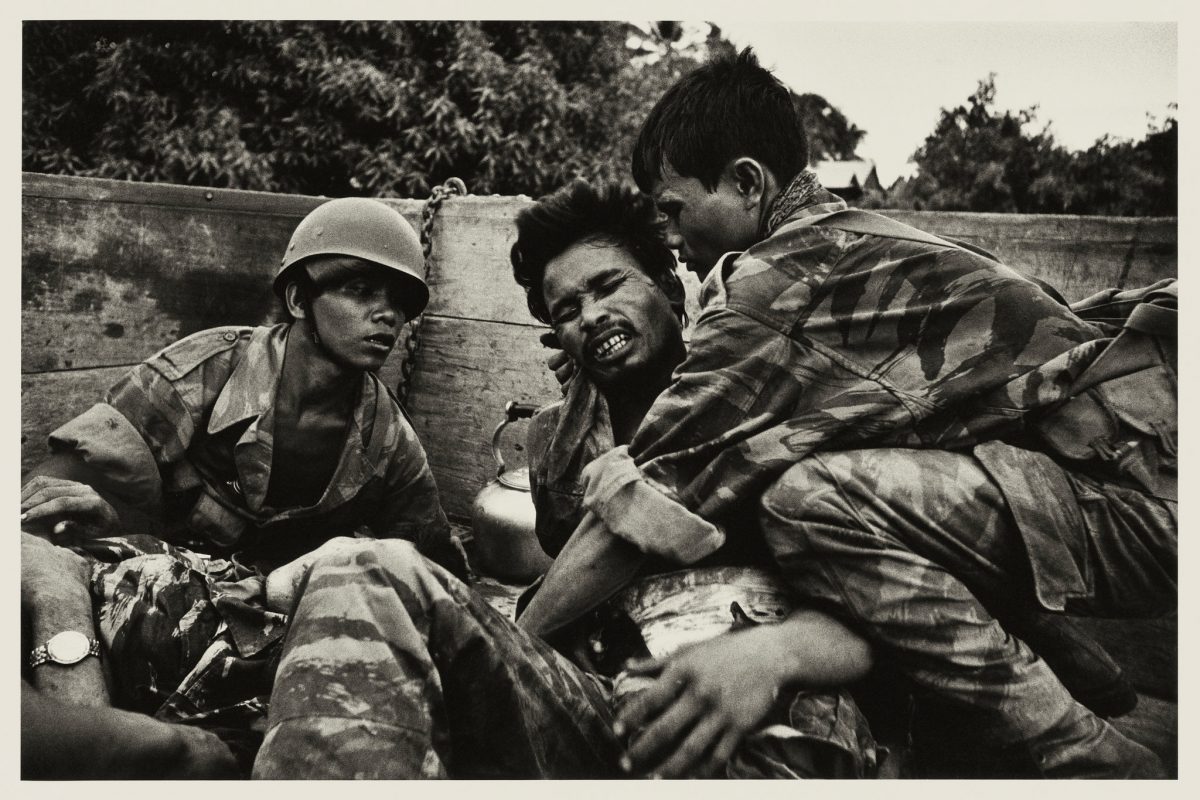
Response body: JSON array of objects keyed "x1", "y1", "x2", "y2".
[
  {"x1": 795, "y1": 93, "x2": 866, "y2": 161},
  {"x1": 22, "y1": 21, "x2": 729, "y2": 199},
  {"x1": 890, "y1": 75, "x2": 1176, "y2": 215}
]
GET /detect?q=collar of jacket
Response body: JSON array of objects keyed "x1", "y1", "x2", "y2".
[
  {"x1": 205, "y1": 323, "x2": 392, "y2": 515},
  {"x1": 761, "y1": 169, "x2": 846, "y2": 237},
  {"x1": 543, "y1": 374, "x2": 614, "y2": 489}
]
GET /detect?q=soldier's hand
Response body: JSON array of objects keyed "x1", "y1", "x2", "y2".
[
  {"x1": 162, "y1": 724, "x2": 241, "y2": 779},
  {"x1": 265, "y1": 535, "x2": 362, "y2": 613},
  {"x1": 613, "y1": 627, "x2": 786, "y2": 778},
  {"x1": 539, "y1": 330, "x2": 575, "y2": 390},
  {"x1": 21, "y1": 476, "x2": 120, "y2": 541}
]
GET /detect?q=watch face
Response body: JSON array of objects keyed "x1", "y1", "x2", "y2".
[{"x1": 46, "y1": 631, "x2": 91, "y2": 664}]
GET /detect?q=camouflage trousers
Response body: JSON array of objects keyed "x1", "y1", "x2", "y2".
[
  {"x1": 254, "y1": 539, "x2": 877, "y2": 779},
  {"x1": 758, "y1": 447, "x2": 1174, "y2": 778},
  {"x1": 79, "y1": 536, "x2": 287, "y2": 774}
]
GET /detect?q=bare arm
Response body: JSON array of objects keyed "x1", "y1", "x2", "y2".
[
  {"x1": 22, "y1": 681, "x2": 238, "y2": 779},
  {"x1": 614, "y1": 608, "x2": 873, "y2": 778},
  {"x1": 21, "y1": 533, "x2": 109, "y2": 706}
]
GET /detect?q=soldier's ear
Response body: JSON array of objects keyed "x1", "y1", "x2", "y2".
[
  {"x1": 731, "y1": 158, "x2": 770, "y2": 210},
  {"x1": 284, "y1": 281, "x2": 309, "y2": 320}
]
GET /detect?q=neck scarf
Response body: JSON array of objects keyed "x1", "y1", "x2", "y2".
[{"x1": 762, "y1": 169, "x2": 822, "y2": 238}]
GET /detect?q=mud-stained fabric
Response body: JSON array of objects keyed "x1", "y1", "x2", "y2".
[
  {"x1": 757, "y1": 448, "x2": 1165, "y2": 777},
  {"x1": 47, "y1": 323, "x2": 463, "y2": 574},
  {"x1": 254, "y1": 540, "x2": 877, "y2": 779}
]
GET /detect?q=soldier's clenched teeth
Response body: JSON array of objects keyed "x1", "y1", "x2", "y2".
[{"x1": 591, "y1": 332, "x2": 631, "y2": 361}]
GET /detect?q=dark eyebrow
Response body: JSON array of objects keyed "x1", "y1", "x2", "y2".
[
  {"x1": 585, "y1": 267, "x2": 626, "y2": 290},
  {"x1": 547, "y1": 267, "x2": 628, "y2": 318}
]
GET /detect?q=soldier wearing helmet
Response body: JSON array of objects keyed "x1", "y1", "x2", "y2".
[{"x1": 20, "y1": 198, "x2": 467, "y2": 777}]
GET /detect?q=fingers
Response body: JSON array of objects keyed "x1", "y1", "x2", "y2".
[
  {"x1": 21, "y1": 476, "x2": 88, "y2": 505},
  {"x1": 691, "y1": 729, "x2": 743, "y2": 779},
  {"x1": 21, "y1": 494, "x2": 106, "y2": 523},
  {"x1": 615, "y1": 667, "x2": 680, "y2": 737},
  {"x1": 624, "y1": 687, "x2": 706, "y2": 776},
  {"x1": 648, "y1": 713, "x2": 729, "y2": 778},
  {"x1": 539, "y1": 330, "x2": 561, "y2": 349},
  {"x1": 553, "y1": 363, "x2": 575, "y2": 389},
  {"x1": 543, "y1": 349, "x2": 576, "y2": 390},
  {"x1": 621, "y1": 656, "x2": 664, "y2": 677}
]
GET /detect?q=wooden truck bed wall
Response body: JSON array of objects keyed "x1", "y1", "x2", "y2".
[{"x1": 20, "y1": 172, "x2": 1178, "y2": 767}]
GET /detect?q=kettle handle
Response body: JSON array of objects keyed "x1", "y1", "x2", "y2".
[{"x1": 491, "y1": 401, "x2": 539, "y2": 476}]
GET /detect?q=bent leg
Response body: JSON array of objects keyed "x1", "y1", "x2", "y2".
[
  {"x1": 254, "y1": 539, "x2": 620, "y2": 779},
  {"x1": 758, "y1": 449, "x2": 1163, "y2": 777}
]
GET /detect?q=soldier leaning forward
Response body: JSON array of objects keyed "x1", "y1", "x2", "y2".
[{"x1": 520, "y1": 48, "x2": 1176, "y2": 778}]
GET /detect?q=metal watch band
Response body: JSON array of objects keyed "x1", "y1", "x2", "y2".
[{"x1": 28, "y1": 637, "x2": 101, "y2": 669}]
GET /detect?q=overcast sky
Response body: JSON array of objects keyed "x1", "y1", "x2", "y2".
[
  {"x1": 715, "y1": 21, "x2": 1176, "y2": 187},
  {"x1": 714, "y1": 20, "x2": 1177, "y2": 186}
]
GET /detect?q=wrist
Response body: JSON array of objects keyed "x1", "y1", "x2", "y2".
[{"x1": 737, "y1": 623, "x2": 798, "y2": 692}]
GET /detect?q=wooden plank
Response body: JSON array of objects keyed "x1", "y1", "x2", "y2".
[
  {"x1": 21, "y1": 366, "x2": 130, "y2": 476},
  {"x1": 21, "y1": 178, "x2": 428, "y2": 373},
  {"x1": 885, "y1": 210, "x2": 1176, "y2": 302},
  {"x1": 402, "y1": 316, "x2": 561, "y2": 520},
  {"x1": 421, "y1": 196, "x2": 536, "y2": 323},
  {"x1": 21, "y1": 171, "x2": 425, "y2": 222}
]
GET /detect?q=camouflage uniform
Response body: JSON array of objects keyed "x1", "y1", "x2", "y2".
[
  {"x1": 41, "y1": 324, "x2": 462, "y2": 771},
  {"x1": 572, "y1": 174, "x2": 1175, "y2": 776},
  {"x1": 254, "y1": 376, "x2": 877, "y2": 779}
]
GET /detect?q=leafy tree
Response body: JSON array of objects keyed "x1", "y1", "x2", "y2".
[
  {"x1": 21, "y1": 21, "x2": 751, "y2": 199},
  {"x1": 795, "y1": 93, "x2": 866, "y2": 162},
  {"x1": 891, "y1": 75, "x2": 1176, "y2": 215}
]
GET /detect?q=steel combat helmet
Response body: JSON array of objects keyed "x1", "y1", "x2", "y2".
[{"x1": 274, "y1": 197, "x2": 430, "y2": 320}]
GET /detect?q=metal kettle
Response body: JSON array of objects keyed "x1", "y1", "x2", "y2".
[{"x1": 470, "y1": 401, "x2": 554, "y2": 583}]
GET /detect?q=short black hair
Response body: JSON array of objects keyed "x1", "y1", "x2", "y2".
[
  {"x1": 631, "y1": 47, "x2": 808, "y2": 192},
  {"x1": 511, "y1": 179, "x2": 684, "y2": 325}
]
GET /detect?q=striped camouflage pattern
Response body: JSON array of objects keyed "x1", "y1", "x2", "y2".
[
  {"x1": 49, "y1": 323, "x2": 458, "y2": 568},
  {"x1": 78, "y1": 535, "x2": 282, "y2": 774},
  {"x1": 630, "y1": 189, "x2": 1100, "y2": 518},
  {"x1": 523, "y1": 377, "x2": 878, "y2": 777},
  {"x1": 620, "y1": 188, "x2": 1171, "y2": 593},
  {"x1": 255, "y1": 539, "x2": 877, "y2": 778},
  {"x1": 757, "y1": 447, "x2": 1167, "y2": 776},
  {"x1": 255, "y1": 539, "x2": 620, "y2": 778}
]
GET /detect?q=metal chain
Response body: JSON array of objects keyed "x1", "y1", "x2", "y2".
[{"x1": 396, "y1": 177, "x2": 468, "y2": 406}]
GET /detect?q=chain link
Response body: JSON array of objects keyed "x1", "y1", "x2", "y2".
[{"x1": 396, "y1": 177, "x2": 468, "y2": 406}]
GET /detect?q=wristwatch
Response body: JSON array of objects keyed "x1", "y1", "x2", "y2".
[{"x1": 28, "y1": 631, "x2": 101, "y2": 669}]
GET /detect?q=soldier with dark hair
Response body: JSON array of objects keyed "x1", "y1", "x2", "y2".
[
  {"x1": 519, "y1": 48, "x2": 1176, "y2": 778},
  {"x1": 252, "y1": 179, "x2": 879, "y2": 779},
  {"x1": 21, "y1": 198, "x2": 467, "y2": 776}
]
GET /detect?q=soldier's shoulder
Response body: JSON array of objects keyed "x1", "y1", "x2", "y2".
[{"x1": 146, "y1": 326, "x2": 255, "y2": 381}]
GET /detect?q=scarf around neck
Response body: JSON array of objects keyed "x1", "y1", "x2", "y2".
[{"x1": 762, "y1": 169, "x2": 822, "y2": 238}]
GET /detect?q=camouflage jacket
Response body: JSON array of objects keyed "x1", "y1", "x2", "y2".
[
  {"x1": 602, "y1": 187, "x2": 1138, "y2": 609},
  {"x1": 47, "y1": 324, "x2": 456, "y2": 570}
]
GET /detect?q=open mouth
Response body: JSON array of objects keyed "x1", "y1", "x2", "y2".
[
  {"x1": 364, "y1": 333, "x2": 397, "y2": 350},
  {"x1": 589, "y1": 331, "x2": 632, "y2": 363}
]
